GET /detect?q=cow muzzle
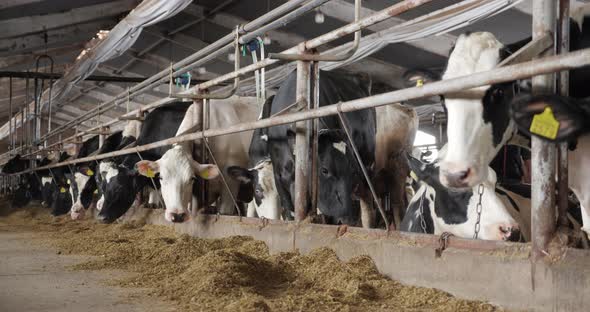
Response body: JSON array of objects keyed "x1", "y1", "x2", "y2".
[
  {"x1": 70, "y1": 203, "x2": 85, "y2": 220},
  {"x1": 165, "y1": 210, "x2": 189, "y2": 223},
  {"x1": 439, "y1": 162, "x2": 480, "y2": 189},
  {"x1": 486, "y1": 223, "x2": 521, "y2": 242}
]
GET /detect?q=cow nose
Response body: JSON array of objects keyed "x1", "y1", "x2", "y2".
[
  {"x1": 499, "y1": 225, "x2": 521, "y2": 242},
  {"x1": 171, "y1": 213, "x2": 186, "y2": 223}
]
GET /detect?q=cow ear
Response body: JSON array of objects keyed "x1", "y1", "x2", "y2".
[
  {"x1": 136, "y1": 160, "x2": 160, "y2": 178},
  {"x1": 511, "y1": 94, "x2": 589, "y2": 142},
  {"x1": 227, "y1": 166, "x2": 254, "y2": 184},
  {"x1": 407, "y1": 154, "x2": 427, "y2": 180},
  {"x1": 192, "y1": 161, "x2": 219, "y2": 180}
]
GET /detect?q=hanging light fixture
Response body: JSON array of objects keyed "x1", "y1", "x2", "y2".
[
  {"x1": 314, "y1": 8, "x2": 325, "y2": 24},
  {"x1": 263, "y1": 33, "x2": 272, "y2": 45}
]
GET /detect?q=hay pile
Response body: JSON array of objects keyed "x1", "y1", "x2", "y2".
[{"x1": 0, "y1": 201, "x2": 503, "y2": 312}]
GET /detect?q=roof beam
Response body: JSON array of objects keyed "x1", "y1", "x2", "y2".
[
  {"x1": 0, "y1": 0, "x2": 43, "y2": 10},
  {"x1": 0, "y1": 0, "x2": 139, "y2": 39},
  {"x1": 0, "y1": 43, "x2": 83, "y2": 69},
  {"x1": 0, "y1": 20, "x2": 116, "y2": 57}
]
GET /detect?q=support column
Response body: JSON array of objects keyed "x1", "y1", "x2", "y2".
[
  {"x1": 556, "y1": 0, "x2": 570, "y2": 229},
  {"x1": 531, "y1": 0, "x2": 556, "y2": 259},
  {"x1": 294, "y1": 52, "x2": 311, "y2": 222}
]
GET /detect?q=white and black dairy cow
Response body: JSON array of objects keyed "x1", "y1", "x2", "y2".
[
  {"x1": 70, "y1": 129, "x2": 139, "y2": 220},
  {"x1": 401, "y1": 155, "x2": 523, "y2": 241},
  {"x1": 96, "y1": 102, "x2": 193, "y2": 223},
  {"x1": 440, "y1": 20, "x2": 590, "y2": 235},
  {"x1": 135, "y1": 96, "x2": 259, "y2": 223},
  {"x1": 227, "y1": 95, "x2": 282, "y2": 220},
  {"x1": 259, "y1": 71, "x2": 375, "y2": 225},
  {"x1": 65, "y1": 135, "x2": 99, "y2": 219}
]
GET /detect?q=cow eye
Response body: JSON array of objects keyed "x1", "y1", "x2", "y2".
[
  {"x1": 255, "y1": 189, "x2": 262, "y2": 195},
  {"x1": 321, "y1": 167, "x2": 329, "y2": 175}
]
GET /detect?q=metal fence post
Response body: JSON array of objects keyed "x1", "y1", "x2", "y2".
[
  {"x1": 556, "y1": 0, "x2": 570, "y2": 229},
  {"x1": 294, "y1": 48, "x2": 311, "y2": 222},
  {"x1": 531, "y1": 0, "x2": 557, "y2": 260}
]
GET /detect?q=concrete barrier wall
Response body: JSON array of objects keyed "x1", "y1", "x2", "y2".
[{"x1": 123, "y1": 208, "x2": 590, "y2": 311}]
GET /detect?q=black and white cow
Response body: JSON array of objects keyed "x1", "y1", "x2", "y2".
[
  {"x1": 227, "y1": 96, "x2": 282, "y2": 220},
  {"x1": 97, "y1": 102, "x2": 191, "y2": 223},
  {"x1": 65, "y1": 136, "x2": 99, "y2": 218},
  {"x1": 439, "y1": 17, "x2": 590, "y2": 235},
  {"x1": 95, "y1": 120, "x2": 141, "y2": 213},
  {"x1": 264, "y1": 70, "x2": 376, "y2": 226},
  {"x1": 47, "y1": 152, "x2": 73, "y2": 216},
  {"x1": 70, "y1": 131, "x2": 125, "y2": 220},
  {"x1": 135, "y1": 96, "x2": 259, "y2": 223},
  {"x1": 401, "y1": 155, "x2": 522, "y2": 241}
]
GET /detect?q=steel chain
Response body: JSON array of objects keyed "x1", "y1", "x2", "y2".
[
  {"x1": 473, "y1": 183, "x2": 484, "y2": 239},
  {"x1": 418, "y1": 189, "x2": 427, "y2": 233}
]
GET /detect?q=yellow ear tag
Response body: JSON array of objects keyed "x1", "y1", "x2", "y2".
[
  {"x1": 67, "y1": 179, "x2": 71, "y2": 185},
  {"x1": 200, "y1": 170, "x2": 209, "y2": 179},
  {"x1": 410, "y1": 171, "x2": 419, "y2": 181},
  {"x1": 416, "y1": 79, "x2": 424, "y2": 87},
  {"x1": 530, "y1": 107, "x2": 560, "y2": 140},
  {"x1": 93, "y1": 189, "x2": 99, "y2": 194},
  {"x1": 86, "y1": 169, "x2": 94, "y2": 176},
  {"x1": 146, "y1": 168, "x2": 156, "y2": 178},
  {"x1": 60, "y1": 187, "x2": 66, "y2": 193}
]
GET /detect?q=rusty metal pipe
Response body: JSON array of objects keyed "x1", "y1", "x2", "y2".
[
  {"x1": 531, "y1": 0, "x2": 556, "y2": 261},
  {"x1": 557, "y1": 0, "x2": 570, "y2": 229},
  {"x1": 24, "y1": 0, "x2": 434, "y2": 158},
  {"x1": 294, "y1": 55, "x2": 311, "y2": 222},
  {"x1": 12, "y1": 48, "x2": 590, "y2": 173},
  {"x1": 269, "y1": 0, "x2": 362, "y2": 62},
  {"x1": 36, "y1": 0, "x2": 310, "y2": 143},
  {"x1": 239, "y1": 0, "x2": 332, "y2": 45}
]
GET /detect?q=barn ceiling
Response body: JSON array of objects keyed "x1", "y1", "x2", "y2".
[{"x1": 0, "y1": 0, "x2": 557, "y2": 148}]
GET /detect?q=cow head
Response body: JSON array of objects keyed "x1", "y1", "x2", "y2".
[
  {"x1": 136, "y1": 145, "x2": 219, "y2": 223},
  {"x1": 227, "y1": 159, "x2": 281, "y2": 220},
  {"x1": 70, "y1": 172, "x2": 92, "y2": 220},
  {"x1": 407, "y1": 155, "x2": 521, "y2": 241},
  {"x1": 96, "y1": 161, "x2": 140, "y2": 223},
  {"x1": 50, "y1": 182, "x2": 72, "y2": 216},
  {"x1": 440, "y1": 32, "x2": 519, "y2": 189},
  {"x1": 317, "y1": 129, "x2": 364, "y2": 225}
]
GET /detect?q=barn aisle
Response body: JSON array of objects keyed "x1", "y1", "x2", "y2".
[{"x1": 0, "y1": 230, "x2": 173, "y2": 312}]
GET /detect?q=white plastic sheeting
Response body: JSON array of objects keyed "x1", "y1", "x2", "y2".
[
  {"x1": 0, "y1": 0, "x2": 192, "y2": 139},
  {"x1": 236, "y1": 0, "x2": 524, "y2": 95}
]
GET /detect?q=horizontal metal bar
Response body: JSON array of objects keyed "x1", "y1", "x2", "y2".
[
  {"x1": 11, "y1": 47, "x2": 590, "y2": 174},
  {"x1": 34, "y1": 0, "x2": 311, "y2": 143},
  {"x1": 23, "y1": 0, "x2": 433, "y2": 159},
  {"x1": 195, "y1": 0, "x2": 434, "y2": 92}
]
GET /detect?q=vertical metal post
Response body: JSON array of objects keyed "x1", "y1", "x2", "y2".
[
  {"x1": 531, "y1": 0, "x2": 556, "y2": 259},
  {"x1": 294, "y1": 51, "x2": 311, "y2": 222},
  {"x1": 34, "y1": 77, "x2": 39, "y2": 148},
  {"x1": 557, "y1": 0, "x2": 570, "y2": 228},
  {"x1": 310, "y1": 61, "x2": 320, "y2": 214},
  {"x1": 200, "y1": 99, "x2": 209, "y2": 213},
  {"x1": 8, "y1": 77, "x2": 13, "y2": 154},
  {"x1": 20, "y1": 108, "x2": 24, "y2": 150}
]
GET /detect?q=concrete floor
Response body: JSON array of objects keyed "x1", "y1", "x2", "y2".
[{"x1": 0, "y1": 231, "x2": 175, "y2": 312}]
